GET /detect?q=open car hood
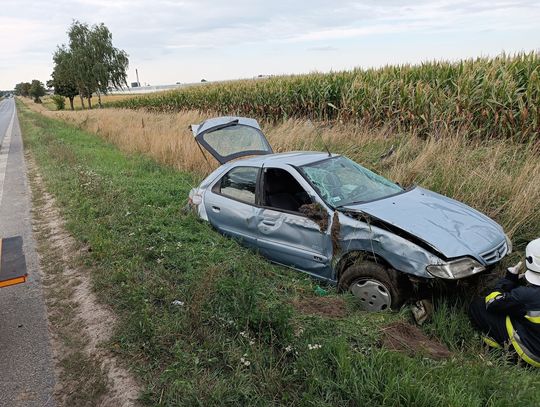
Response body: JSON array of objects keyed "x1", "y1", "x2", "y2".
[
  {"x1": 343, "y1": 187, "x2": 505, "y2": 260},
  {"x1": 191, "y1": 116, "x2": 273, "y2": 164}
]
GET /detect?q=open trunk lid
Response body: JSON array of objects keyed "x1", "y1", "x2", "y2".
[{"x1": 191, "y1": 116, "x2": 273, "y2": 164}]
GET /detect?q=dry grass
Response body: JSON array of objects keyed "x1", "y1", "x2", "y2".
[
  {"x1": 19, "y1": 98, "x2": 540, "y2": 248},
  {"x1": 57, "y1": 108, "x2": 211, "y2": 173}
]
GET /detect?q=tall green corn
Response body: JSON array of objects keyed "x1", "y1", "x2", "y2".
[{"x1": 110, "y1": 53, "x2": 540, "y2": 140}]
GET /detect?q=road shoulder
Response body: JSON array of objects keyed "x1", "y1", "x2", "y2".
[{"x1": 0, "y1": 99, "x2": 56, "y2": 407}]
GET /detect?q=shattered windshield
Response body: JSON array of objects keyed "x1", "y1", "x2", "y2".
[{"x1": 300, "y1": 156, "x2": 403, "y2": 207}]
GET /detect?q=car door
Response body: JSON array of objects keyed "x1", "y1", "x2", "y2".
[
  {"x1": 203, "y1": 166, "x2": 260, "y2": 247},
  {"x1": 256, "y1": 165, "x2": 333, "y2": 279}
]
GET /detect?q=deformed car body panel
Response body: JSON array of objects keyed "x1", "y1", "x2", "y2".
[
  {"x1": 342, "y1": 187, "x2": 507, "y2": 265},
  {"x1": 335, "y1": 211, "x2": 444, "y2": 280},
  {"x1": 256, "y1": 163, "x2": 334, "y2": 277},
  {"x1": 257, "y1": 207, "x2": 333, "y2": 278}
]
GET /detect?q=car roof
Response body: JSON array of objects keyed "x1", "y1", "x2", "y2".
[{"x1": 231, "y1": 151, "x2": 337, "y2": 167}]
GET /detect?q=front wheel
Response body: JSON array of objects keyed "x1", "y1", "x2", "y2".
[{"x1": 338, "y1": 262, "x2": 409, "y2": 311}]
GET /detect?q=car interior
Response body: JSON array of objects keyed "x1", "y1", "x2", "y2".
[{"x1": 263, "y1": 168, "x2": 312, "y2": 212}]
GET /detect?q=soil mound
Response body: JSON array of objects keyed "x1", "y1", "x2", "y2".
[
  {"x1": 292, "y1": 296, "x2": 348, "y2": 318},
  {"x1": 381, "y1": 321, "x2": 451, "y2": 360}
]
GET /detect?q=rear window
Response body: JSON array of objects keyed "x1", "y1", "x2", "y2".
[
  {"x1": 217, "y1": 167, "x2": 259, "y2": 204},
  {"x1": 202, "y1": 125, "x2": 270, "y2": 158}
]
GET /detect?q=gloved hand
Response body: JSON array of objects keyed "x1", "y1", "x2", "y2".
[{"x1": 507, "y1": 261, "x2": 523, "y2": 275}]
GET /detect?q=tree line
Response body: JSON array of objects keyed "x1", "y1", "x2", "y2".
[
  {"x1": 14, "y1": 21, "x2": 129, "y2": 110},
  {"x1": 14, "y1": 80, "x2": 46, "y2": 102}
]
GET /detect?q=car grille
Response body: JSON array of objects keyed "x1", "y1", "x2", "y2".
[{"x1": 480, "y1": 240, "x2": 508, "y2": 265}]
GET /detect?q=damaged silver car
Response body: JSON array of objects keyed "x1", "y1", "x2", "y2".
[{"x1": 189, "y1": 116, "x2": 511, "y2": 311}]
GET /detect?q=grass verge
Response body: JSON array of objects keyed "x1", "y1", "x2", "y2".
[
  {"x1": 18, "y1": 101, "x2": 540, "y2": 406},
  {"x1": 27, "y1": 155, "x2": 109, "y2": 406}
]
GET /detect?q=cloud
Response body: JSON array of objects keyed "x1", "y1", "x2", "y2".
[
  {"x1": 0, "y1": 17, "x2": 62, "y2": 60},
  {"x1": 287, "y1": 0, "x2": 540, "y2": 43},
  {"x1": 307, "y1": 46, "x2": 339, "y2": 52},
  {"x1": 0, "y1": 0, "x2": 539, "y2": 88}
]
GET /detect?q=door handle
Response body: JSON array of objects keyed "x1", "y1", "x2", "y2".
[
  {"x1": 211, "y1": 206, "x2": 220, "y2": 213},
  {"x1": 262, "y1": 220, "x2": 275, "y2": 226}
]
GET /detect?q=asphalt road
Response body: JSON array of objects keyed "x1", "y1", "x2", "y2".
[{"x1": 0, "y1": 98, "x2": 56, "y2": 406}]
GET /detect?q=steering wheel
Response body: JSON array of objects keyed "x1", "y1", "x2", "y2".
[
  {"x1": 321, "y1": 173, "x2": 343, "y2": 202},
  {"x1": 348, "y1": 184, "x2": 368, "y2": 201}
]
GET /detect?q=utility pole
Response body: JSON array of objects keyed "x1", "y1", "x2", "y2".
[{"x1": 135, "y1": 69, "x2": 140, "y2": 87}]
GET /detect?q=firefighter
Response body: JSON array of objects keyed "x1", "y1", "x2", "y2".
[{"x1": 469, "y1": 238, "x2": 540, "y2": 367}]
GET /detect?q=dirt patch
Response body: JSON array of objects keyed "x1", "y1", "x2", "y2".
[
  {"x1": 299, "y1": 203, "x2": 329, "y2": 232},
  {"x1": 26, "y1": 153, "x2": 141, "y2": 407},
  {"x1": 292, "y1": 296, "x2": 348, "y2": 318},
  {"x1": 380, "y1": 321, "x2": 451, "y2": 360}
]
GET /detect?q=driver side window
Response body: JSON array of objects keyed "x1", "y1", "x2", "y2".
[{"x1": 263, "y1": 168, "x2": 312, "y2": 212}]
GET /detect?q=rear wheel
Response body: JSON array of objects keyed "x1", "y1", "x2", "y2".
[{"x1": 338, "y1": 262, "x2": 409, "y2": 311}]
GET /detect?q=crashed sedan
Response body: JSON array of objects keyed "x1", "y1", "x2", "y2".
[{"x1": 189, "y1": 116, "x2": 511, "y2": 311}]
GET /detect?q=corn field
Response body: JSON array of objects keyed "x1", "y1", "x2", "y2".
[{"x1": 110, "y1": 53, "x2": 540, "y2": 140}]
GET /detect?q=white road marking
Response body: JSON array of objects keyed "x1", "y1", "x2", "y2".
[{"x1": 0, "y1": 105, "x2": 15, "y2": 208}]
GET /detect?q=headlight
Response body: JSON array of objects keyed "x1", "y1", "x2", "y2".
[
  {"x1": 505, "y1": 234, "x2": 513, "y2": 254},
  {"x1": 426, "y1": 257, "x2": 485, "y2": 279}
]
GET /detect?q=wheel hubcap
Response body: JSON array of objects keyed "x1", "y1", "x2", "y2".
[{"x1": 350, "y1": 279, "x2": 392, "y2": 312}]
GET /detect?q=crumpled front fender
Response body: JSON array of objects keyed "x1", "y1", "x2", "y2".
[{"x1": 336, "y1": 211, "x2": 441, "y2": 279}]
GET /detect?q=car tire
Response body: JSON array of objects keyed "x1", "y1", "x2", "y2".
[{"x1": 338, "y1": 262, "x2": 409, "y2": 311}]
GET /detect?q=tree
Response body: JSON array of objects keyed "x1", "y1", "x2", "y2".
[
  {"x1": 50, "y1": 46, "x2": 79, "y2": 110},
  {"x1": 29, "y1": 80, "x2": 46, "y2": 103},
  {"x1": 64, "y1": 21, "x2": 129, "y2": 109},
  {"x1": 68, "y1": 21, "x2": 93, "y2": 108},
  {"x1": 88, "y1": 23, "x2": 129, "y2": 107},
  {"x1": 14, "y1": 83, "x2": 23, "y2": 96},
  {"x1": 14, "y1": 82, "x2": 31, "y2": 97}
]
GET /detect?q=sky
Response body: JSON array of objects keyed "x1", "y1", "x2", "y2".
[{"x1": 0, "y1": 0, "x2": 539, "y2": 89}]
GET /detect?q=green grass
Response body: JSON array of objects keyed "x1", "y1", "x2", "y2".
[
  {"x1": 110, "y1": 53, "x2": 540, "y2": 141},
  {"x1": 29, "y1": 168, "x2": 110, "y2": 406},
  {"x1": 18, "y1": 101, "x2": 540, "y2": 406}
]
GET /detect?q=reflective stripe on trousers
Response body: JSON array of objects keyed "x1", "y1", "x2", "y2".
[
  {"x1": 485, "y1": 291, "x2": 502, "y2": 306},
  {"x1": 525, "y1": 310, "x2": 540, "y2": 324},
  {"x1": 482, "y1": 336, "x2": 502, "y2": 349},
  {"x1": 505, "y1": 316, "x2": 540, "y2": 368}
]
